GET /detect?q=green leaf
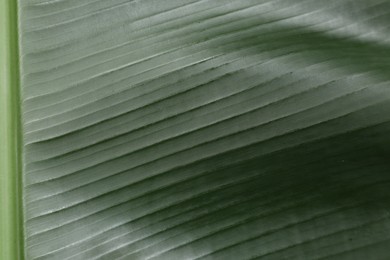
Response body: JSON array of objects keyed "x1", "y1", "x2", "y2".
[
  {"x1": 16, "y1": 0, "x2": 390, "y2": 259},
  {"x1": 0, "y1": 0, "x2": 23, "y2": 259}
]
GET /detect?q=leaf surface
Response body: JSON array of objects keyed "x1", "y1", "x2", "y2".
[{"x1": 19, "y1": 0, "x2": 390, "y2": 259}]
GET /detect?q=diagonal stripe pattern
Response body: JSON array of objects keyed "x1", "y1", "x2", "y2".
[{"x1": 19, "y1": 0, "x2": 390, "y2": 259}]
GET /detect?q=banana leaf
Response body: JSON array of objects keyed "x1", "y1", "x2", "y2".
[{"x1": 2, "y1": 0, "x2": 390, "y2": 259}]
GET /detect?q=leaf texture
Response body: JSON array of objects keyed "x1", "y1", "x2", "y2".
[{"x1": 19, "y1": 0, "x2": 390, "y2": 259}]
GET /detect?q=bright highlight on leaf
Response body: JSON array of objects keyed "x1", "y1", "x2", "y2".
[{"x1": 14, "y1": 0, "x2": 390, "y2": 259}]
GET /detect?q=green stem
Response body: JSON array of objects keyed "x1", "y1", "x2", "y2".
[{"x1": 0, "y1": 0, "x2": 23, "y2": 259}]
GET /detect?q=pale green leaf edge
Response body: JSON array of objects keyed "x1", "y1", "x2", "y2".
[{"x1": 0, "y1": 0, "x2": 24, "y2": 259}]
